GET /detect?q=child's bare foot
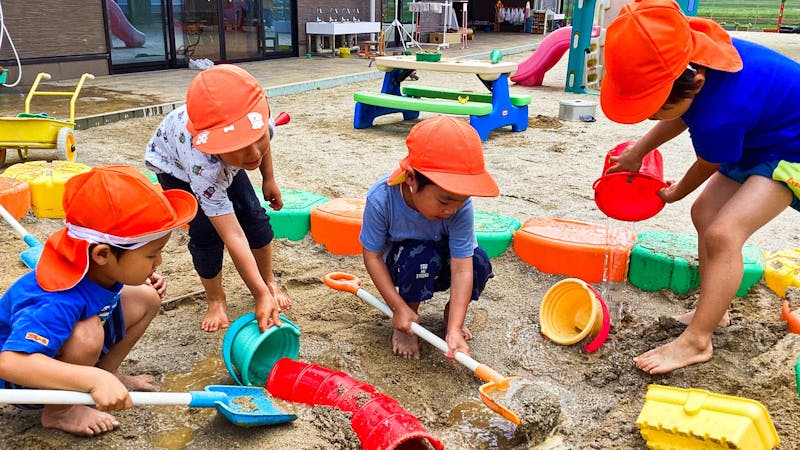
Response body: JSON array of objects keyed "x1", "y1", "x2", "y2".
[
  {"x1": 201, "y1": 298, "x2": 229, "y2": 332},
  {"x1": 674, "y1": 309, "x2": 730, "y2": 327},
  {"x1": 392, "y1": 329, "x2": 420, "y2": 359},
  {"x1": 116, "y1": 372, "x2": 157, "y2": 391},
  {"x1": 634, "y1": 332, "x2": 713, "y2": 374},
  {"x1": 41, "y1": 405, "x2": 120, "y2": 437}
]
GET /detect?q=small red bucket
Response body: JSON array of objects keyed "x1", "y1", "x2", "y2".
[{"x1": 593, "y1": 142, "x2": 668, "y2": 222}]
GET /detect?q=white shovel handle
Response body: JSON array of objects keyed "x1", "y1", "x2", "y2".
[
  {"x1": 0, "y1": 203, "x2": 30, "y2": 240},
  {"x1": 354, "y1": 288, "x2": 480, "y2": 372},
  {"x1": 0, "y1": 389, "x2": 192, "y2": 405}
]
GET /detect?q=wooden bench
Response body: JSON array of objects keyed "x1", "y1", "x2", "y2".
[{"x1": 401, "y1": 85, "x2": 532, "y2": 107}]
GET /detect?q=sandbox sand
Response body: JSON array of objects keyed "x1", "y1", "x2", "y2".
[{"x1": 0, "y1": 31, "x2": 799, "y2": 450}]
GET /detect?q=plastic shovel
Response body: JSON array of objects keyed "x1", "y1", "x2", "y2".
[
  {"x1": 0, "y1": 386, "x2": 296, "y2": 427},
  {"x1": 323, "y1": 272, "x2": 523, "y2": 425},
  {"x1": 0, "y1": 203, "x2": 42, "y2": 269}
]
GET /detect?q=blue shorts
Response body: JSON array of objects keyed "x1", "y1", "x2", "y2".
[
  {"x1": 157, "y1": 170, "x2": 274, "y2": 279},
  {"x1": 720, "y1": 160, "x2": 800, "y2": 211},
  {"x1": 385, "y1": 238, "x2": 494, "y2": 303},
  {"x1": 2, "y1": 302, "x2": 126, "y2": 409}
]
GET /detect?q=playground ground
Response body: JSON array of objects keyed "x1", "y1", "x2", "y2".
[{"x1": 0, "y1": 31, "x2": 799, "y2": 449}]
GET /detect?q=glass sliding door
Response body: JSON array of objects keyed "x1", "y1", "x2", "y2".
[
  {"x1": 178, "y1": 0, "x2": 222, "y2": 62},
  {"x1": 263, "y1": 0, "x2": 294, "y2": 54},
  {"x1": 223, "y1": 0, "x2": 262, "y2": 59},
  {"x1": 108, "y1": 0, "x2": 170, "y2": 67}
]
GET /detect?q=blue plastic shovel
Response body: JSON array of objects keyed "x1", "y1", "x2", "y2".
[
  {"x1": 0, "y1": 385, "x2": 296, "y2": 427},
  {"x1": 0, "y1": 203, "x2": 42, "y2": 269}
]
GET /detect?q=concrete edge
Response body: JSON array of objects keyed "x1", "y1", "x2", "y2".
[{"x1": 74, "y1": 43, "x2": 539, "y2": 130}]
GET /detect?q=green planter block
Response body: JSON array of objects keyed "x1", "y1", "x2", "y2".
[
  {"x1": 141, "y1": 169, "x2": 159, "y2": 184},
  {"x1": 629, "y1": 231, "x2": 763, "y2": 297},
  {"x1": 474, "y1": 210, "x2": 521, "y2": 258},
  {"x1": 255, "y1": 188, "x2": 329, "y2": 241}
]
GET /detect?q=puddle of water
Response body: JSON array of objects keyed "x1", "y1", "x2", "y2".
[
  {"x1": 449, "y1": 400, "x2": 527, "y2": 449},
  {"x1": 151, "y1": 355, "x2": 227, "y2": 450},
  {"x1": 602, "y1": 219, "x2": 636, "y2": 327}
]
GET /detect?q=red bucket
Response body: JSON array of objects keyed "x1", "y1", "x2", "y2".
[{"x1": 593, "y1": 142, "x2": 668, "y2": 222}]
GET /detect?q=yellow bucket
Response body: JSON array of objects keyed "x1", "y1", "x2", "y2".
[
  {"x1": 3, "y1": 161, "x2": 92, "y2": 218},
  {"x1": 636, "y1": 385, "x2": 780, "y2": 450},
  {"x1": 763, "y1": 248, "x2": 800, "y2": 298},
  {"x1": 539, "y1": 278, "x2": 609, "y2": 351}
]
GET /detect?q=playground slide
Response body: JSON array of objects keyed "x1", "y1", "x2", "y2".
[
  {"x1": 511, "y1": 25, "x2": 600, "y2": 87},
  {"x1": 107, "y1": 0, "x2": 146, "y2": 48}
]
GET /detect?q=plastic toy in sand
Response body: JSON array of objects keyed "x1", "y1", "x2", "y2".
[
  {"x1": 222, "y1": 312, "x2": 301, "y2": 386},
  {"x1": 629, "y1": 231, "x2": 763, "y2": 297},
  {"x1": 310, "y1": 197, "x2": 365, "y2": 255},
  {"x1": 3, "y1": 160, "x2": 92, "y2": 218},
  {"x1": 593, "y1": 141, "x2": 668, "y2": 222},
  {"x1": 267, "y1": 358, "x2": 443, "y2": 450},
  {"x1": 513, "y1": 217, "x2": 636, "y2": 283},
  {"x1": 0, "y1": 176, "x2": 30, "y2": 220},
  {"x1": 764, "y1": 248, "x2": 800, "y2": 298},
  {"x1": 474, "y1": 210, "x2": 521, "y2": 258},
  {"x1": 636, "y1": 384, "x2": 779, "y2": 450},
  {"x1": 539, "y1": 278, "x2": 610, "y2": 352}
]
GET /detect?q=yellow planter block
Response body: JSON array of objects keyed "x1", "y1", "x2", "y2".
[
  {"x1": 763, "y1": 248, "x2": 800, "y2": 298},
  {"x1": 3, "y1": 161, "x2": 92, "y2": 218}
]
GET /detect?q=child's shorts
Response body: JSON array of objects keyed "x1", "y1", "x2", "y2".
[
  {"x1": 1, "y1": 302, "x2": 126, "y2": 409},
  {"x1": 385, "y1": 238, "x2": 493, "y2": 303},
  {"x1": 720, "y1": 160, "x2": 800, "y2": 211},
  {"x1": 157, "y1": 170, "x2": 274, "y2": 279}
]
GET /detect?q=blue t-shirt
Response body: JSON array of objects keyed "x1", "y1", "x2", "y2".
[
  {"x1": 359, "y1": 174, "x2": 478, "y2": 259},
  {"x1": 682, "y1": 38, "x2": 800, "y2": 166},
  {"x1": 0, "y1": 271, "x2": 123, "y2": 361}
]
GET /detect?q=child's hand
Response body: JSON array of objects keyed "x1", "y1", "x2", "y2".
[
  {"x1": 146, "y1": 273, "x2": 167, "y2": 299},
  {"x1": 445, "y1": 331, "x2": 470, "y2": 360},
  {"x1": 657, "y1": 180, "x2": 682, "y2": 203},
  {"x1": 392, "y1": 305, "x2": 419, "y2": 335},
  {"x1": 89, "y1": 369, "x2": 132, "y2": 411},
  {"x1": 268, "y1": 280, "x2": 292, "y2": 311},
  {"x1": 605, "y1": 143, "x2": 643, "y2": 174},
  {"x1": 254, "y1": 293, "x2": 283, "y2": 332},
  {"x1": 261, "y1": 179, "x2": 283, "y2": 211}
]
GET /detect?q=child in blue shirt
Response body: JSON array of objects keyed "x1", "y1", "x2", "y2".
[
  {"x1": 0, "y1": 166, "x2": 197, "y2": 436},
  {"x1": 360, "y1": 116, "x2": 499, "y2": 359},
  {"x1": 600, "y1": 0, "x2": 800, "y2": 374}
]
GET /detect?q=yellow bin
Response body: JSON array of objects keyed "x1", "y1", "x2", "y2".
[
  {"x1": 636, "y1": 385, "x2": 780, "y2": 450},
  {"x1": 763, "y1": 248, "x2": 800, "y2": 298},
  {"x1": 3, "y1": 161, "x2": 92, "y2": 218}
]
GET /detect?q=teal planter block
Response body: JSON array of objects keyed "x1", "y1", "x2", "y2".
[
  {"x1": 255, "y1": 188, "x2": 329, "y2": 241},
  {"x1": 474, "y1": 210, "x2": 521, "y2": 258},
  {"x1": 141, "y1": 169, "x2": 159, "y2": 184},
  {"x1": 628, "y1": 231, "x2": 763, "y2": 297}
]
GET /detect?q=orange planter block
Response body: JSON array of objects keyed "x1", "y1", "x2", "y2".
[
  {"x1": 512, "y1": 217, "x2": 636, "y2": 283},
  {"x1": 310, "y1": 198, "x2": 365, "y2": 255},
  {"x1": 0, "y1": 177, "x2": 31, "y2": 220}
]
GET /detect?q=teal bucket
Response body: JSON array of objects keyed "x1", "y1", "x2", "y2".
[{"x1": 222, "y1": 312, "x2": 301, "y2": 386}]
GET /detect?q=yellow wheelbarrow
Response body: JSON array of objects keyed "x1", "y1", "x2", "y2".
[{"x1": 0, "y1": 72, "x2": 94, "y2": 166}]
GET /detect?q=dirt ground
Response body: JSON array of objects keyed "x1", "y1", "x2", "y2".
[{"x1": 1, "y1": 31, "x2": 800, "y2": 450}]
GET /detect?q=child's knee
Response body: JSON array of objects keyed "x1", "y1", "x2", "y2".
[{"x1": 68, "y1": 316, "x2": 105, "y2": 355}]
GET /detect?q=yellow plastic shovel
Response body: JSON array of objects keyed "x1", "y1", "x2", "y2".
[{"x1": 323, "y1": 271, "x2": 522, "y2": 424}]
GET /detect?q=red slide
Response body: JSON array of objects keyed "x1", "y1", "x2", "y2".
[
  {"x1": 107, "y1": 0, "x2": 146, "y2": 48},
  {"x1": 511, "y1": 26, "x2": 600, "y2": 87}
]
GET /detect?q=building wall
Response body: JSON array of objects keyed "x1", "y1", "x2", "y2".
[{"x1": 0, "y1": 0, "x2": 109, "y2": 83}]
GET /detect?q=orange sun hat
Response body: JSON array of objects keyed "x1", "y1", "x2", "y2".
[
  {"x1": 185, "y1": 64, "x2": 271, "y2": 155},
  {"x1": 36, "y1": 165, "x2": 198, "y2": 292},
  {"x1": 387, "y1": 116, "x2": 499, "y2": 198},
  {"x1": 600, "y1": 0, "x2": 743, "y2": 124}
]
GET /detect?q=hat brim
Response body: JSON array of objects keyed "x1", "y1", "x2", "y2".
[
  {"x1": 419, "y1": 169, "x2": 500, "y2": 198},
  {"x1": 188, "y1": 96, "x2": 270, "y2": 155},
  {"x1": 600, "y1": 77, "x2": 673, "y2": 125}
]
